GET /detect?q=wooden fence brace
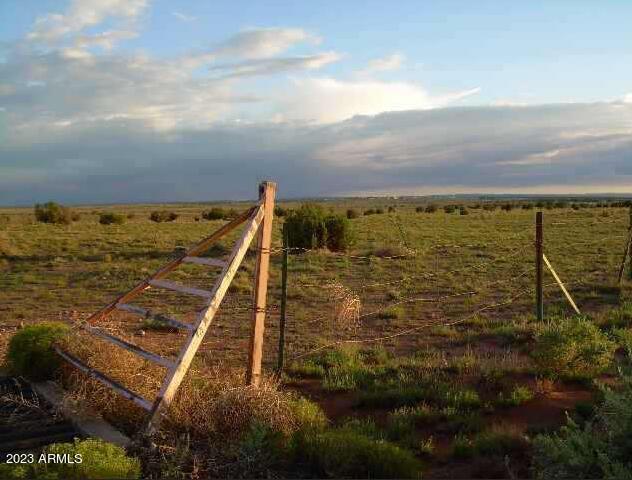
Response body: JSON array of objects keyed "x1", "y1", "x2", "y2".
[
  {"x1": 145, "y1": 203, "x2": 266, "y2": 434},
  {"x1": 276, "y1": 223, "x2": 289, "y2": 374},
  {"x1": 535, "y1": 212, "x2": 544, "y2": 321},
  {"x1": 54, "y1": 182, "x2": 277, "y2": 437},
  {"x1": 543, "y1": 254, "x2": 581, "y2": 315},
  {"x1": 617, "y1": 207, "x2": 632, "y2": 284},
  {"x1": 246, "y1": 181, "x2": 277, "y2": 386}
]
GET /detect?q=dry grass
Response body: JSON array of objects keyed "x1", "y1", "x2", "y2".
[
  {"x1": 165, "y1": 367, "x2": 298, "y2": 441},
  {"x1": 58, "y1": 331, "x2": 163, "y2": 431},
  {"x1": 58, "y1": 329, "x2": 301, "y2": 441},
  {"x1": 325, "y1": 281, "x2": 362, "y2": 332}
]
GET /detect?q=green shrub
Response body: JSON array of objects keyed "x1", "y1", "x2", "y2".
[
  {"x1": 34, "y1": 202, "x2": 73, "y2": 225},
  {"x1": 501, "y1": 203, "x2": 513, "y2": 212},
  {"x1": 338, "y1": 417, "x2": 386, "y2": 441},
  {"x1": 533, "y1": 371, "x2": 632, "y2": 479},
  {"x1": 600, "y1": 302, "x2": 632, "y2": 329},
  {"x1": 443, "y1": 205, "x2": 456, "y2": 214},
  {"x1": 497, "y1": 385, "x2": 534, "y2": 407},
  {"x1": 236, "y1": 422, "x2": 286, "y2": 478},
  {"x1": 149, "y1": 210, "x2": 178, "y2": 222},
  {"x1": 99, "y1": 213, "x2": 125, "y2": 225},
  {"x1": 364, "y1": 208, "x2": 385, "y2": 216},
  {"x1": 386, "y1": 406, "x2": 430, "y2": 440},
  {"x1": 285, "y1": 204, "x2": 327, "y2": 250},
  {"x1": 274, "y1": 206, "x2": 288, "y2": 217},
  {"x1": 346, "y1": 208, "x2": 359, "y2": 219},
  {"x1": 6, "y1": 322, "x2": 70, "y2": 380},
  {"x1": 532, "y1": 316, "x2": 615, "y2": 379},
  {"x1": 286, "y1": 360, "x2": 325, "y2": 378},
  {"x1": 425, "y1": 204, "x2": 437, "y2": 213},
  {"x1": 376, "y1": 305, "x2": 404, "y2": 320},
  {"x1": 359, "y1": 386, "x2": 429, "y2": 409},
  {"x1": 614, "y1": 327, "x2": 632, "y2": 358},
  {"x1": 453, "y1": 425, "x2": 528, "y2": 459},
  {"x1": 0, "y1": 438, "x2": 141, "y2": 479},
  {"x1": 285, "y1": 204, "x2": 351, "y2": 252},
  {"x1": 289, "y1": 398, "x2": 328, "y2": 432},
  {"x1": 201, "y1": 207, "x2": 226, "y2": 220},
  {"x1": 472, "y1": 426, "x2": 528, "y2": 456},
  {"x1": 294, "y1": 429, "x2": 422, "y2": 479},
  {"x1": 324, "y1": 215, "x2": 351, "y2": 252}
]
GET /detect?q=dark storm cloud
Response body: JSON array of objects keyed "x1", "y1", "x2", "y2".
[{"x1": 1, "y1": 102, "x2": 632, "y2": 205}]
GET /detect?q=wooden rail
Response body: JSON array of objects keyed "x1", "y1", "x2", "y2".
[
  {"x1": 148, "y1": 279, "x2": 212, "y2": 298},
  {"x1": 115, "y1": 304, "x2": 193, "y2": 331},
  {"x1": 55, "y1": 182, "x2": 277, "y2": 438},
  {"x1": 55, "y1": 347, "x2": 153, "y2": 411},
  {"x1": 83, "y1": 325, "x2": 175, "y2": 369},
  {"x1": 182, "y1": 256, "x2": 227, "y2": 268}
]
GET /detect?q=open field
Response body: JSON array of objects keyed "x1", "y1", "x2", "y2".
[{"x1": 2, "y1": 199, "x2": 632, "y2": 478}]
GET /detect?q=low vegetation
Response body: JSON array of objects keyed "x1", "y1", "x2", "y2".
[
  {"x1": 149, "y1": 210, "x2": 178, "y2": 222},
  {"x1": 5, "y1": 321, "x2": 70, "y2": 380},
  {"x1": 0, "y1": 438, "x2": 141, "y2": 479},
  {"x1": 531, "y1": 315, "x2": 616, "y2": 379},
  {"x1": 285, "y1": 204, "x2": 352, "y2": 252},
  {"x1": 201, "y1": 207, "x2": 238, "y2": 221},
  {"x1": 533, "y1": 371, "x2": 632, "y2": 479},
  {"x1": 34, "y1": 202, "x2": 75, "y2": 225},
  {"x1": 99, "y1": 212, "x2": 125, "y2": 225},
  {"x1": 3, "y1": 199, "x2": 632, "y2": 478}
]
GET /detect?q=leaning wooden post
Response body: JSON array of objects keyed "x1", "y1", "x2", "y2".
[
  {"x1": 246, "y1": 181, "x2": 276, "y2": 386},
  {"x1": 276, "y1": 223, "x2": 289, "y2": 374},
  {"x1": 618, "y1": 207, "x2": 632, "y2": 284},
  {"x1": 535, "y1": 211, "x2": 544, "y2": 321}
]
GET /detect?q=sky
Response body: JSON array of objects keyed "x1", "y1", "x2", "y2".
[{"x1": 1, "y1": 0, "x2": 632, "y2": 204}]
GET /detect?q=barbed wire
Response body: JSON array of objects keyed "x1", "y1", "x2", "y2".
[{"x1": 286, "y1": 277, "x2": 586, "y2": 362}]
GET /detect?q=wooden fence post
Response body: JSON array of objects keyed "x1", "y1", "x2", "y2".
[
  {"x1": 246, "y1": 181, "x2": 276, "y2": 386},
  {"x1": 536, "y1": 211, "x2": 544, "y2": 321},
  {"x1": 618, "y1": 207, "x2": 632, "y2": 284},
  {"x1": 276, "y1": 223, "x2": 288, "y2": 374}
]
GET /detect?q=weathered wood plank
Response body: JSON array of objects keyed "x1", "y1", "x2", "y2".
[
  {"x1": 182, "y1": 256, "x2": 227, "y2": 268},
  {"x1": 87, "y1": 206, "x2": 256, "y2": 323},
  {"x1": 145, "y1": 204, "x2": 265, "y2": 434},
  {"x1": 83, "y1": 325, "x2": 175, "y2": 369},
  {"x1": 543, "y1": 254, "x2": 581, "y2": 314},
  {"x1": 148, "y1": 279, "x2": 212, "y2": 298},
  {"x1": 54, "y1": 347, "x2": 152, "y2": 411},
  {"x1": 115, "y1": 303, "x2": 193, "y2": 331},
  {"x1": 246, "y1": 181, "x2": 276, "y2": 386}
]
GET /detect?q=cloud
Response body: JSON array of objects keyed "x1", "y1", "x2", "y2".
[
  {"x1": 208, "y1": 52, "x2": 341, "y2": 79},
  {"x1": 3, "y1": 103, "x2": 631, "y2": 204},
  {"x1": 27, "y1": 0, "x2": 148, "y2": 44},
  {"x1": 3, "y1": 3, "x2": 632, "y2": 204},
  {"x1": 359, "y1": 53, "x2": 405, "y2": 75},
  {"x1": 73, "y1": 30, "x2": 139, "y2": 51},
  {"x1": 172, "y1": 11, "x2": 197, "y2": 22},
  {"x1": 276, "y1": 78, "x2": 479, "y2": 123},
  {"x1": 213, "y1": 28, "x2": 321, "y2": 60}
]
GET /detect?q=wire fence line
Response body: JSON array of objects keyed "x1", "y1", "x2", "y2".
[
  {"x1": 6, "y1": 209, "x2": 628, "y2": 371},
  {"x1": 265, "y1": 212, "x2": 630, "y2": 365}
]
